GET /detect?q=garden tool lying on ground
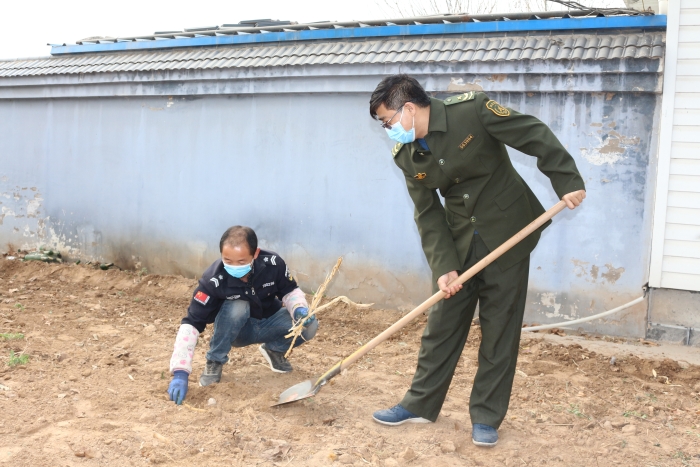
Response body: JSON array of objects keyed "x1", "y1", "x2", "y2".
[{"x1": 273, "y1": 200, "x2": 568, "y2": 407}]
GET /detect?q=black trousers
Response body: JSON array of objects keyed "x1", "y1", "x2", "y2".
[{"x1": 400, "y1": 234, "x2": 530, "y2": 428}]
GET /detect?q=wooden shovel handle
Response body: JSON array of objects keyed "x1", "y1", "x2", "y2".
[{"x1": 338, "y1": 200, "x2": 568, "y2": 372}]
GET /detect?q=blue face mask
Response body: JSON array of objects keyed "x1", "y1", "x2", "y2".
[
  {"x1": 385, "y1": 109, "x2": 415, "y2": 144},
  {"x1": 223, "y1": 261, "x2": 252, "y2": 278}
]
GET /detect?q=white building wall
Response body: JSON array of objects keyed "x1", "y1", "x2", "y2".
[{"x1": 650, "y1": 0, "x2": 700, "y2": 292}]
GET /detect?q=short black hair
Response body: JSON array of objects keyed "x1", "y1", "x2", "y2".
[
  {"x1": 219, "y1": 226, "x2": 258, "y2": 255},
  {"x1": 369, "y1": 74, "x2": 431, "y2": 119}
]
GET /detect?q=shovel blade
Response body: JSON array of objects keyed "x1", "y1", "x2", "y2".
[
  {"x1": 272, "y1": 379, "x2": 320, "y2": 406},
  {"x1": 272, "y1": 361, "x2": 341, "y2": 407}
]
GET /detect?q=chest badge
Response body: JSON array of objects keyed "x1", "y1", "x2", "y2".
[
  {"x1": 459, "y1": 134, "x2": 475, "y2": 150},
  {"x1": 486, "y1": 100, "x2": 510, "y2": 117},
  {"x1": 414, "y1": 173, "x2": 427, "y2": 180}
]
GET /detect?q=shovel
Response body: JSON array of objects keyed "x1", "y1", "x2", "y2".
[{"x1": 273, "y1": 200, "x2": 568, "y2": 407}]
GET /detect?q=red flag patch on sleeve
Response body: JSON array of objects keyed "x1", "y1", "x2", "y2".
[{"x1": 194, "y1": 291, "x2": 210, "y2": 305}]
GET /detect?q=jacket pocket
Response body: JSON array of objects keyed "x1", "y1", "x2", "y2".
[
  {"x1": 445, "y1": 209, "x2": 454, "y2": 227},
  {"x1": 495, "y1": 180, "x2": 526, "y2": 210}
]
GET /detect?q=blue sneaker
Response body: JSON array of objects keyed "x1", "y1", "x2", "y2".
[
  {"x1": 472, "y1": 423, "x2": 498, "y2": 447},
  {"x1": 372, "y1": 404, "x2": 431, "y2": 426}
]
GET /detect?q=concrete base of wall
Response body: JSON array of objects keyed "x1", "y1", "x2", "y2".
[
  {"x1": 649, "y1": 288, "x2": 700, "y2": 327},
  {"x1": 646, "y1": 288, "x2": 700, "y2": 347},
  {"x1": 646, "y1": 323, "x2": 692, "y2": 345}
]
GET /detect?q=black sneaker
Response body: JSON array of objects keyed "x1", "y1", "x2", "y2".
[
  {"x1": 258, "y1": 344, "x2": 293, "y2": 373},
  {"x1": 199, "y1": 360, "x2": 223, "y2": 387}
]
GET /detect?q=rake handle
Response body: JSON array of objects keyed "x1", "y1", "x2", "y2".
[{"x1": 337, "y1": 200, "x2": 568, "y2": 372}]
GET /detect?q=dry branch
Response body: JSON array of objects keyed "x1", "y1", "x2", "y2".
[
  {"x1": 284, "y1": 258, "x2": 372, "y2": 358},
  {"x1": 283, "y1": 295, "x2": 373, "y2": 341},
  {"x1": 183, "y1": 403, "x2": 207, "y2": 413},
  {"x1": 284, "y1": 257, "x2": 343, "y2": 357},
  {"x1": 313, "y1": 296, "x2": 374, "y2": 314}
]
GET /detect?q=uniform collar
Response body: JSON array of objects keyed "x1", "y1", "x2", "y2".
[
  {"x1": 427, "y1": 98, "x2": 447, "y2": 134},
  {"x1": 252, "y1": 256, "x2": 266, "y2": 276}
]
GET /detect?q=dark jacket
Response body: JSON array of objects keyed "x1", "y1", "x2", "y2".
[
  {"x1": 392, "y1": 92, "x2": 585, "y2": 278},
  {"x1": 181, "y1": 250, "x2": 298, "y2": 332}
]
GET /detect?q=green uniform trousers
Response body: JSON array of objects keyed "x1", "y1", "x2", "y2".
[{"x1": 400, "y1": 233, "x2": 529, "y2": 429}]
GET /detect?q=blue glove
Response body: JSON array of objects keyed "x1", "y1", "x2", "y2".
[
  {"x1": 167, "y1": 370, "x2": 189, "y2": 405},
  {"x1": 293, "y1": 307, "x2": 316, "y2": 327}
]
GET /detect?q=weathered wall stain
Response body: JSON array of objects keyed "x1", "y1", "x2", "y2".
[
  {"x1": 447, "y1": 77, "x2": 483, "y2": 92},
  {"x1": 599, "y1": 131, "x2": 641, "y2": 154},
  {"x1": 602, "y1": 264, "x2": 626, "y2": 284},
  {"x1": 540, "y1": 292, "x2": 563, "y2": 318},
  {"x1": 580, "y1": 126, "x2": 641, "y2": 166},
  {"x1": 529, "y1": 288, "x2": 646, "y2": 338},
  {"x1": 539, "y1": 292, "x2": 579, "y2": 321},
  {"x1": 571, "y1": 259, "x2": 619, "y2": 284},
  {"x1": 488, "y1": 74, "x2": 507, "y2": 82},
  {"x1": 571, "y1": 258, "x2": 589, "y2": 277}
]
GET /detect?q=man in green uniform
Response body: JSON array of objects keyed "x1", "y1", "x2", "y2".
[{"x1": 369, "y1": 75, "x2": 585, "y2": 447}]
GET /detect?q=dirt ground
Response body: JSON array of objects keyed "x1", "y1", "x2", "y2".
[{"x1": 1, "y1": 258, "x2": 700, "y2": 467}]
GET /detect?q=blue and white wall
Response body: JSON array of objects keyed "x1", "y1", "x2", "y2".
[{"x1": 0, "y1": 43, "x2": 663, "y2": 337}]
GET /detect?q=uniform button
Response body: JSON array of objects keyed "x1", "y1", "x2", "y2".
[
  {"x1": 463, "y1": 194, "x2": 470, "y2": 200},
  {"x1": 455, "y1": 178, "x2": 460, "y2": 183},
  {"x1": 470, "y1": 216, "x2": 476, "y2": 223},
  {"x1": 439, "y1": 159, "x2": 445, "y2": 165}
]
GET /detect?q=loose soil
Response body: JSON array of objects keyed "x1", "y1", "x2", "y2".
[{"x1": 1, "y1": 258, "x2": 699, "y2": 466}]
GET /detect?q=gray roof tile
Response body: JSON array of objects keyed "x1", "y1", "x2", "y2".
[
  {"x1": 612, "y1": 36, "x2": 627, "y2": 48},
  {"x1": 0, "y1": 31, "x2": 665, "y2": 77},
  {"x1": 495, "y1": 47, "x2": 510, "y2": 61},
  {"x1": 523, "y1": 37, "x2": 538, "y2": 49},
  {"x1": 610, "y1": 46, "x2": 624, "y2": 59},
  {"x1": 506, "y1": 48, "x2": 521, "y2": 61},
  {"x1": 510, "y1": 37, "x2": 525, "y2": 51},
  {"x1": 482, "y1": 48, "x2": 497, "y2": 61},
  {"x1": 623, "y1": 46, "x2": 638, "y2": 58}
]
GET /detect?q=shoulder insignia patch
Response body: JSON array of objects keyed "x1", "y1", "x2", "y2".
[
  {"x1": 444, "y1": 91, "x2": 476, "y2": 105},
  {"x1": 391, "y1": 142, "x2": 403, "y2": 158},
  {"x1": 486, "y1": 100, "x2": 510, "y2": 117},
  {"x1": 414, "y1": 173, "x2": 427, "y2": 180}
]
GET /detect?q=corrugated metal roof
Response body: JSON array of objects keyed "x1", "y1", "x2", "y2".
[
  {"x1": 70, "y1": 10, "x2": 652, "y2": 46},
  {"x1": 0, "y1": 32, "x2": 664, "y2": 78}
]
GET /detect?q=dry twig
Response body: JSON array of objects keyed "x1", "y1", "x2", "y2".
[
  {"x1": 284, "y1": 258, "x2": 341, "y2": 357},
  {"x1": 313, "y1": 296, "x2": 374, "y2": 315},
  {"x1": 183, "y1": 403, "x2": 207, "y2": 413},
  {"x1": 283, "y1": 291, "x2": 374, "y2": 356}
]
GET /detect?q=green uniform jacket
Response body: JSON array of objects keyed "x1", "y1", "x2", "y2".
[{"x1": 392, "y1": 92, "x2": 585, "y2": 280}]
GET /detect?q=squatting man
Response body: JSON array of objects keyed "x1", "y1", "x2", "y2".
[
  {"x1": 167, "y1": 226, "x2": 318, "y2": 404},
  {"x1": 370, "y1": 75, "x2": 586, "y2": 447}
]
